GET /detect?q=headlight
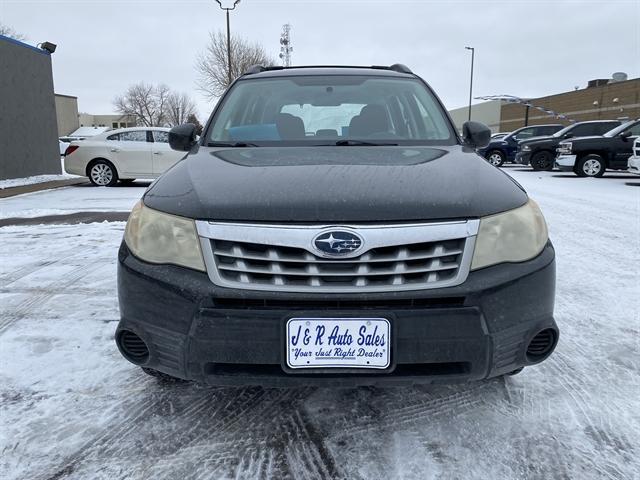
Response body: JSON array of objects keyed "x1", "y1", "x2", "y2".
[
  {"x1": 471, "y1": 200, "x2": 548, "y2": 270},
  {"x1": 522, "y1": 145, "x2": 531, "y2": 151},
  {"x1": 124, "y1": 201, "x2": 205, "y2": 271},
  {"x1": 559, "y1": 142, "x2": 572, "y2": 153}
]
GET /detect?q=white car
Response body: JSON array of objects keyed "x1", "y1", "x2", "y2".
[
  {"x1": 63, "y1": 127, "x2": 184, "y2": 186},
  {"x1": 628, "y1": 137, "x2": 640, "y2": 175}
]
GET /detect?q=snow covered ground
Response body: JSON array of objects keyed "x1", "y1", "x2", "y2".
[
  {"x1": 0, "y1": 174, "x2": 78, "y2": 190},
  {"x1": 0, "y1": 182, "x2": 148, "y2": 219},
  {"x1": 0, "y1": 167, "x2": 638, "y2": 480}
]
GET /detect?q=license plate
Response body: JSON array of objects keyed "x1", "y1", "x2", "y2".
[{"x1": 285, "y1": 317, "x2": 391, "y2": 369}]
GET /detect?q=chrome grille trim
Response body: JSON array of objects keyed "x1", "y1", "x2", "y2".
[{"x1": 196, "y1": 220, "x2": 479, "y2": 293}]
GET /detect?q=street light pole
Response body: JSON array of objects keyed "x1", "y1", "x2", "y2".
[
  {"x1": 215, "y1": 0, "x2": 241, "y2": 86},
  {"x1": 465, "y1": 46, "x2": 475, "y2": 121}
]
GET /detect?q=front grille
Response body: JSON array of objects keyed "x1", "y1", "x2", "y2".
[
  {"x1": 211, "y1": 239, "x2": 465, "y2": 290},
  {"x1": 197, "y1": 221, "x2": 477, "y2": 293}
]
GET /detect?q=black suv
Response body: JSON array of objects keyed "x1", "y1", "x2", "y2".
[
  {"x1": 556, "y1": 119, "x2": 640, "y2": 177},
  {"x1": 116, "y1": 64, "x2": 558, "y2": 386},
  {"x1": 515, "y1": 120, "x2": 622, "y2": 170},
  {"x1": 477, "y1": 124, "x2": 563, "y2": 167}
]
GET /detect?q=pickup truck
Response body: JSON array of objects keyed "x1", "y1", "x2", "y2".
[
  {"x1": 556, "y1": 119, "x2": 640, "y2": 177},
  {"x1": 515, "y1": 120, "x2": 622, "y2": 170}
]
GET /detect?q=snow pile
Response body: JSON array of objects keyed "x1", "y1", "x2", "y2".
[{"x1": 0, "y1": 174, "x2": 78, "y2": 190}]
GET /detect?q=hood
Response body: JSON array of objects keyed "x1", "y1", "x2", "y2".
[{"x1": 144, "y1": 146, "x2": 527, "y2": 222}]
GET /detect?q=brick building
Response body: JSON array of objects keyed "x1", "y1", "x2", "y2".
[
  {"x1": 499, "y1": 77, "x2": 640, "y2": 131},
  {"x1": 449, "y1": 76, "x2": 639, "y2": 133}
]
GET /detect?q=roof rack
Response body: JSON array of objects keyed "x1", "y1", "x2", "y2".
[{"x1": 242, "y1": 63, "x2": 413, "y2": 76}]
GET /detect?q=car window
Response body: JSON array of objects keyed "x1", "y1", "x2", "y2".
[
  {"x1": 624, "y1": 123, "x2": 640, "y2": 137},
  {"x1": 119, "y1": 131, "x2": 148, "y2": 142},
  {"x1": 107, "y1": 133, "x2": 119, "y2": 141},
  {"x1": 152, "y1": 131, "x2": 170, "y2": 143},
  {"x1": 568, "y1": 124, "x2": 598, "y2": 136},
  {"x1": 512, "y1": 128, "x2": 536, "y2": 141},
  {"x1": 538, "y1": 126, "x2": 561, "y2": 135},
  {"x1": 208, "y1": 75, "x2": 456, "y2": 146}
]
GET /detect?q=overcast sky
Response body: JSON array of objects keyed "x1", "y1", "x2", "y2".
[{"x1": 3, "y1": 0, "x2": 639, "y2": 120}]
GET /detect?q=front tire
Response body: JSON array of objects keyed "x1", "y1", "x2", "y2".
[
  {"x1": 486, "y1": 150, "x2": 505, "y2": 167},
  {"x1": 88, "y1": 160, "x2": 118, "y2": 186},
  {"x1": 575, "y1": 155, "x2": 606, "y2": 177},
  {"x1": 530, "y1": 151, "x2": 554, "y2": 171}
]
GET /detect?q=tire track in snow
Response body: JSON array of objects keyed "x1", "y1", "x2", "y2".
[
  {"x1": 0, "y1": 261, "x2": 110, "y2": 335},
  {"x1": 333, "y1": 382, "x2": 494, "y2": 439}
]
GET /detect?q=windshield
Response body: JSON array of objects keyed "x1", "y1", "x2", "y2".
[
  {"x1": 603, "y1": 120, "x2": 636, "y2": 137},
  {"x1": 552, "y1": 124, "x2": 575, "y2": 138},
  {"x1": 207, "y1": 75, "x2": 456, "y2": 146}
]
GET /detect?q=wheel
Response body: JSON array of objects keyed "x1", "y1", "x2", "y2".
[
  {"x1": 486, "y1": 150, "x2": 505, "y2": 167},
  {"x1": 575, "y1": 155, "x2": 606, "y2": 178},
  {"x1": 530, "y1": 151, "x2": 554, "y2": 171},
  {"x1": 506, "y1": 367, "x2": 524, "y2": 376},
  {"x1": 88, "y1": 160, "x2": 118, "y2": 186},
  {"x1": 141, "y1": 367, "x2": 188, "y2": 383}
]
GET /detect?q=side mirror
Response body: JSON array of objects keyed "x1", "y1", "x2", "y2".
[
  {"x1": 462, "y1": 121, "x2": 491, "y2": 148},
  {"x1": 619, "y1": 130, "x2": 632, "y2": 140},
  {"x1": 169, "y1": 123, "x2": 197, "y2": 151},
  {"x1": 564, "y1": 133, "x2": 573, "y2": 139}
]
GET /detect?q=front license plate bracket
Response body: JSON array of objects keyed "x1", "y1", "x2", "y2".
[{"x1": 285, "y1": 317, "x2": 391, "y2": 370}]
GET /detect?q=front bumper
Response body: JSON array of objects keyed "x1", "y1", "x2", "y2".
[
  {"x1": 628, "y1": 156, "x2": 640, "y2": 175},
  {"x1": 555, "y1": 154, "x2": 577, "y2": 172},
  {"x1": 116, "y1": 242, "x2": 558, "y2": 386},
  {"x1": 514, "y1": 151, "x2": 531, "y2": 165}
]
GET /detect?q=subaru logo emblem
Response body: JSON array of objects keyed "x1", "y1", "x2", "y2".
[{"x1": 313, "y1": 230, "x2": 364, "y2": 257}]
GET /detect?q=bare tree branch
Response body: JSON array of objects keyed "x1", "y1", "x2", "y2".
[
  {"x1": 113, "y1": 83, "x2": 194, "y2": 127},
  {"x1": 166, "y1": 92, "x2": 197, "y2": 126},
  {"x1": 195, "y1": 30, "x2": 275, "y2": 100}
]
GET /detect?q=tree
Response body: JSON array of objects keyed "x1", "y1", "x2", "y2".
[
  {"x1": 195, "y1": 30, "x2": 275, "y2": 100},
  {"x1": 113, "y1": 83, "x2": 171, "y2": 127},
  {"x1": 186, "y1": 113, "x2": 204, "y2": 136},
  {"x1": 166, "y1": 92, "x2": 197, "y2": 126},
  {"x1": 0, "y1": 23, "x2": 26, "y2": 41}
]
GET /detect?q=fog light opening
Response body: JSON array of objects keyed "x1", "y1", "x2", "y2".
[
  {"x1": 526, "y1": 328, "x2": 557, "y2": 363},
  {"x1": 117, "y1": 330, "x2": 149, "y2": 364}
]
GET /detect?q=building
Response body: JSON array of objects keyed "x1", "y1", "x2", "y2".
[
  {"x1": 0, "y1": 34, "x2": 60, "y2": 180},
  {"x1": 448, "y1": 100, "x2": 504, "y2": 133},
  {"x1": 78, "y1": 113, "x2": 137, "y2": 130},
  {"x1": 499, "y1": 76, "x2": 639, "y2": 131},
  {"x1": 55, "y1": 93, "x2": 80, "y2": 136},
  {"x1": 449, "y1": 74, "x2": 640, "y2": 133}
]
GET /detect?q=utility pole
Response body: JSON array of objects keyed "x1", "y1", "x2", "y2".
[
  {"x1": 279, "y1": 24, "x2": 293, "y2": 67},
  {"x1": 465, "y1": 46, "x2": 475, "y2": 121},
  {"x1": 215, "y1": 0, "x2": 241, "y2": 85}
]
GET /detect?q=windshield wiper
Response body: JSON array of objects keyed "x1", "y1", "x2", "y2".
[
  {"x1": 207, "y1": 141, "x2": 260, "y2": 147},
  {"x1": 333, "y1": 139, "x2": 399, "y2": 146}
]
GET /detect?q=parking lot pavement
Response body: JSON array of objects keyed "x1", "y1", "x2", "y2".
[
  {"x1": 1, "y1": 169, "x2": 639, "y2": 480},
  {"x1": 0, "y1": 181, "x2": 149, "y2": 220}
]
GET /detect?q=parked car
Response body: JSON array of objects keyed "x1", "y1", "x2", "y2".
[
  {"x1": 477, "y1": 124, "x2": 563, "y2": 167},
  {"x1": 555, "y1": 119, "x2": 640, "y2": 177},
  {"x1": 115, "y1": 64, "x2": 558, "y2": 386},
  {"x1": 627, "y1": 137, "x2": 640, "y2": 175},
  {"x1": 515, "y1": 120, "x2": 622, "y2": 171},
  {"x1": 63, "y1": 127, "x2": 185, "y2": 186}
]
